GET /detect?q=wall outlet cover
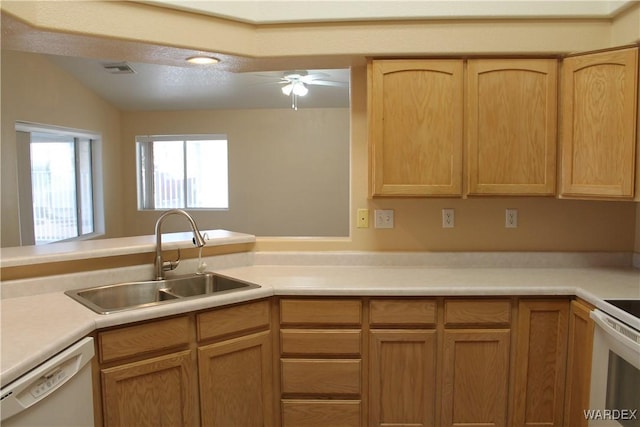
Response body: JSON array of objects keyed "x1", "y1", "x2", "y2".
[{"x1": 374, "y1": 209, "x2": 394, "y2": 229}]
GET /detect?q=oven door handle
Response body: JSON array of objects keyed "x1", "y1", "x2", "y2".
[{"x1": 590, "y1": 309, "x2": 640, "y2": 355}]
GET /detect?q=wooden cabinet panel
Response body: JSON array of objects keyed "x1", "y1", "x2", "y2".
[
  {"x1": 444, "y1": 299, "x2": 511, "y2": 326},
  {"x1": 281, "y1": 359, "x2": 361, "y2": 395},
  {"x1": 560, "y1": 47, "x2": 638, "y2": 198},
  {"x1": 467, "y1": 59, "x2": 557, "y2": 195},
  {"x1": 281, "y1": 400, "x2": 361, "y2": 427},
  {"x1": 369, "y1": 330, "x2": 437, "y2": 427},
  {"x1": 513, "y1": 299, "x2": 570, "y2": 427},
  {"x1": 101, "y1": 350, "x2": 196, "y2": 427},
  {"x1": 99, "y1": 316, "x2": 190, "y2": 363},
  {"x1": 564, "y1": 299, "x2": 595, "y2": 427},
  {"x1": 369, "y1": 59, "x2": 464, "y2": 196},
  {"x1": 198, "y1": 330, "x2": 274, "y2": 427},
  {"x1": 197, "y1": 299, "x2": 270, "y2": 342},
  {"x1": 441, "y1": 330, "x2": 511, "y2": 427},
  {"x1": 280, "y1": 299, "x2": 362, "y2": 325},
  {"x1": 370, "y1": 299, "x2": 437, "y2": 326},
  {"x1": 281, "y1": 329, "x2": 361, "y2": 356}
]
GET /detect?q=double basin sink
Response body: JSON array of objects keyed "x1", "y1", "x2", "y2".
[{"x1": 65, "y1": 272, "x2": 260, "y2": 314}]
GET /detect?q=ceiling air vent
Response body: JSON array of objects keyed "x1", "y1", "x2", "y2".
[{"x1": 102, "y1": 62, "x2": 136, "y2": 74}]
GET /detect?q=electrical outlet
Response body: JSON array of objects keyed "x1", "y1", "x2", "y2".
[
  {"x1": 505, "y1": 208, "x2": 518, "y2": 228},
  {"x1": 374, "y1": 209, "x2": 394, "y2": 229},
  {"x1": 442, "y1": 208, "x2": 455, "y2": 228},
  {"x1": 357, "y1": 208, "x2": 369, "y2": 228}
]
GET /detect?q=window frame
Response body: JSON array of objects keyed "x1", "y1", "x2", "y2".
[
  {"x1": 16, "y1": 122, "x2": 104, "y2": 245},
  {"x1": 136, "y1": 134, "x2": 229, "y2": 211}
]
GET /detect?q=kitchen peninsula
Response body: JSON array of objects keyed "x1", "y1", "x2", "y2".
[{"x1": 2, "y1": 234, "x2": 639, "y2": 426}]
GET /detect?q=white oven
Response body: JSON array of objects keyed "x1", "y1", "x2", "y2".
[{"x1": 589, "y1": 309, "x2": 640, "y2": 427}]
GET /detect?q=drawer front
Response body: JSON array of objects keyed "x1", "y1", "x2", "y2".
[
  {"x1": 444, "y1": 299, "x2": 511, "y2": 326},
  {"x1": 281, "y1": 329, "x2": 362, "y2": 356},
  {"x1": 99, "y1": 316, "x2": 190, "y2": 363},
  {"x1": 282, "y1": 400, "x2": 361, "y2": 427},
  {"x1": 370, "y1": 299, "x2": 437, "y2": 326},
  {"x1": 280, "y1": 299, "x2": 362, "y2": 325},
  {"x1": 198, "y1": 299, "x2": 270, "y2": 342},
  {"x1": 281, "y1": 359, "x2": 361, "y2": 395}
]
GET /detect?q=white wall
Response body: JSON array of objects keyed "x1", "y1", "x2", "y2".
[
  {"x1": 121, "y1": 108, "x2": 350, "y2": 237},
  {"x1": 1, "y1": 50, "x2": 124, "y2": 246}
]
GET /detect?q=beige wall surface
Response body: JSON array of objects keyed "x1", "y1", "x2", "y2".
[
  {"x1": 636, "y1": 206, "x2": 640, "y2": 252},
  {"x1": 1, "y1": 50, "x2": 124, "y2": 247},
  {"x1": 2, "y1": 1, "x2": 639, "y2": 253},
  {"x1": 121, "y1": 108, "x2": 350, "y2": 237}
]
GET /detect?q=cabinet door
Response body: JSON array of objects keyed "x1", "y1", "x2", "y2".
[
  {"x1": 441, "y1": 329, "x2": 511, "y2": 427},
  {"x1": 101, "y1": 350, "x2": 197, "y2": 427},
  {"x1": 198, "y1": 330, "x2": 274, "y2": 427},
  {"x1": 467, "y1": 59, "x2": 557, "y2": 195},
  {"x1": 369, "y1": 59, "x2": 464, "y2": 196},
  {"x1": 564, "y1": 300, "x2": 595, "y2": 427},
  {"x1": 560, "y1": 47, "x2": 638, "y2": 198},
  {"x1": 369, "y1": 330, "x2": 437, "y2": 427},
  {"x1": 513, "y1": 299, "x2": 570, "y2": 427}
]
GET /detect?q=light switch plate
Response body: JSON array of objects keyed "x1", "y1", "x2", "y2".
[
  {"x1": 357, "y1": 208, "x2": 369, "y2": 228},
  {"x1": 374, "y1": 209, "x2": 394, "y2": 229}
]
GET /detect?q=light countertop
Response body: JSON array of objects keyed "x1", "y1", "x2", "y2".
[{"x1": 2, "y1": 262, "x2": 639, "y2": 387}]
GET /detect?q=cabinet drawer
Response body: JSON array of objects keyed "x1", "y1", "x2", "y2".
[
  {"x1": 282, "y1": 399, "x2": 361, "y2": 427},
  {"x1": 280, "y1": 299, "x2": 362, "y2": 325},
  {"x1": 281, "y1": 359, "x2": 361, "y2": 395},
  {"x1": 197, "y1": 300, "x2": 270, "y2": 342},
  {"x1": 370, "y1": 299, "x2": 437, "y2": 326},
  {"x1": 444, "y1": 299, "x2": 511, "y2": 326},
  {"x1": 99, "y1": 316, "x2": 190, "y2": 363},
  {"x1": 281, "y1": 329, "x2": 361, "y2": 356}
]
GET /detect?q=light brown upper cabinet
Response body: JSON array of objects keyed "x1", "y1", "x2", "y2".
[
  {"x1": 560, "y1": 47, "x2": 638, "y2": 199},
  {"x1": 467, "y1": 59, "x2": 558, "y2": 195},
  {"x1": 368, "y1": 59, "x2": 464, "y2": 196}
]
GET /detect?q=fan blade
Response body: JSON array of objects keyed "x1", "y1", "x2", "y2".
[
  {"x1": 301, "y1": 73, "x2": 329, "y2": 82},
  {"x1": 306, "y1": 80, "x2": 348, "y2": 88}
]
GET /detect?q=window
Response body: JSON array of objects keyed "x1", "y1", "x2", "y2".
[
  {"x1": 136, "y1": 135, "x2": 229, "y2": 210},
  {"x1": 16, "y1": 123, "x2": 102, "y2": 245}
]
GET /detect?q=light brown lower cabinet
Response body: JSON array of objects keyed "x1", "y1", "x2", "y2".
[
  {"x1": 369, "y1": 330, "x2": 437, "y2": 427},
  {"x1": 198, "y1": 330, "x2": 273, "y2": 427},
  {"x1": 101, "y1": 350, "x2": 196, "y2": 427},
  {"x1": 441, "y1": 330, "x2": 511, "y2": 427},
  {"x1": 96, "y1": 299, "x2": 273, "y2": 427},
  {"x1": 513, "y1": 299, "x2": 570, "y2": 427},
  {"x1": 95, "y1": 296, "x2": 582, "y2": 427},
  {"x1": 281, "y1": 399, "x2": 361, "y2": 427},
  {"x1": 563, "y1": 299, "x2": 595, "y2": 427},
  {"x1": 279, "y1": 298, "x2": 363, "y2": 427}
]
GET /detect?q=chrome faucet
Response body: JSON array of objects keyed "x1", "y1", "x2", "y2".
[{"x1": 154, "y1": 209, "x2": 206, "y2": 280}]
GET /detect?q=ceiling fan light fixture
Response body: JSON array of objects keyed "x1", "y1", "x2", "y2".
[
  {"x1": 292, "y1": 82, "x2": 308, "y2": 96},
  {"x1": 281, "y1": 83, "x2": 294, "y2": 96}
]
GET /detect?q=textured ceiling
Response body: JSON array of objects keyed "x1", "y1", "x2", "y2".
[{"x1": 45, "y1": 54, "x2": 350, "y2": 111}]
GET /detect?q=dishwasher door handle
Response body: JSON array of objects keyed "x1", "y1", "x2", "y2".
[{"x1": 0, "y1": 337, "x2": 95, "y2": 421}]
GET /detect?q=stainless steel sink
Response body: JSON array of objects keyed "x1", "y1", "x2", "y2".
[{"x1": 65, "y1": 272, "x2": 260, "y2": 314}]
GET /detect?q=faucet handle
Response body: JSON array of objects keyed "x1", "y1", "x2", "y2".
[{"x1": 162, "y1": 248, "x2": 181, "y2": 272}]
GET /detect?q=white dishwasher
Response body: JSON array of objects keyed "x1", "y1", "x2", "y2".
[{"x1": 0, "y1": 337, "x2": 95, "y2": 427}]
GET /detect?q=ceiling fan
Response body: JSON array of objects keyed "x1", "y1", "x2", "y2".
[{"x1": 273, "y1": 70, "x2": 348, "y2": 110}]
